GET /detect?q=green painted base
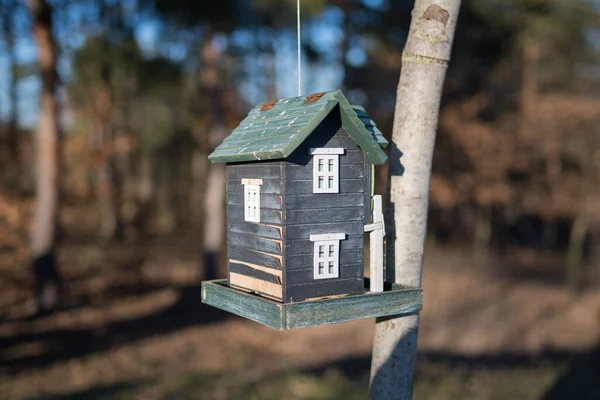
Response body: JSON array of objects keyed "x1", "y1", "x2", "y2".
[{"x1": 201, "y1": 279, "x2": 423, "y2": 330}]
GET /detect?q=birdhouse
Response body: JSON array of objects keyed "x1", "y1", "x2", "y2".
[{"x1": 201, "y1": 90, "x2": 423, "y2": 330}]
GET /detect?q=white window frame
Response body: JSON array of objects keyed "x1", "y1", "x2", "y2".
[
  {"x1": 242, "y1": 179, "x2": 262, "y2": 223},
  {"x1": 311, "y1": 148, "x2": 344, "y2": 194},
  {"x1": 310, "y1": 233, "x2": 345, "y2": 280}
]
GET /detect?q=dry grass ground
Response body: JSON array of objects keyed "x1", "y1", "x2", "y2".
[{"x1": 1, "y1": 198, "x2": 600, "y2": 399}]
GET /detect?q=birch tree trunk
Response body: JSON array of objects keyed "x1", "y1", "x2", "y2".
[
  {"x1": 369, "y1": 1, "x2": 462, "y2": 398},
  {"x1": 27, "y1": 0, "x2": 62, "y2": 315}
]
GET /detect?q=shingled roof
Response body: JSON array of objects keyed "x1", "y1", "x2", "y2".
[{"x1": 208, "y1": 90, "x2": 388, "y2": 165}]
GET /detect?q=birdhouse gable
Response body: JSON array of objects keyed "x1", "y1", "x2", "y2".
[{"x1": 208, "y1": 90, "x2": 388, "y2": 165}]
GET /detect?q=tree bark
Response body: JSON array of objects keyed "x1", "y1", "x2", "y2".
[
  {"x1": 566, "y1": 214, "x2": 588, "y2": 291},
  {"x1": 27, "y1": 0, "x2": 62, "y2": 315},
  {"x1": 369, "y1": 1, "x2": 462, "y2": 398},
  {"x1": 474, "y1": 205, "x2": 492, "y2": 271},
  {"x1": 340, "y1": 0, "x2": 352, "y2": 92},
  {"x1": 94, "y1": 2, "x2": 122, "y2": 242},
  {"x1": 1, "y1": 0, "x2": 19, "y2": 162},
  {"x1": 199, "y1": 29, "x2": 227, "y2": 279}
]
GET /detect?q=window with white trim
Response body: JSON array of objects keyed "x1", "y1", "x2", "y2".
[
  {"x1": 242, "y1": 180, "x2": 262, "y2": 223},
  {"x1": 311, "y1": 148, "x2": 343, "y2": 193},
  {"x1": 310, "y1": 233, "x2": 345, "y2": 279}
]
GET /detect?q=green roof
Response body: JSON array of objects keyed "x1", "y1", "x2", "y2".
[{"x1": 208, "y1": 90, "x2": 388, "y2": 165}]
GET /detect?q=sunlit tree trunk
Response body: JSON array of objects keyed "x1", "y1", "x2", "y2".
[
  {"x1": 369, "y1": 1, "x2": 462, "y2": 398},
  {"x1": 200, "y1": 30, "x2": 227, "y2": 279},
  {"x1": 27, "y1": 0, "x2": 62, "y2": 315}
]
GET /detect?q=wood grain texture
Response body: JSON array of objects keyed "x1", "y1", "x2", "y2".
[
  {"x1": 285, "y1": 277, "x2": 364, "y2": 302},
  {"x1": 228, "y1": 179, "x2": 282, "y2": 194},
  {"x1": 227, "y1": 232, "x2": 282, "y2": 255},
  {"x1": 227, "y1": 164, "x2": 283, "y2": 179},
  {"x1": 227, "y1": 206, "x2": 283, "y2": 225},
  {"x1": 284, "y1": 284, "x2": 421, "y2": 328},
  {"x1": 229, "y1": 246, "x2": 282, "y2": 270},
  {"x1": 286, "y1": 208, "x2": 364, "y2": 224},
  {"x1": 227, "y1": 220, "x2": 282, "y2": 240},
  {"x1": 208, "y1": 90, "x2": 387, "y2": 165},
  {"x1": 286, "y1": 193, "x2": 364, "y2": 209},
  {"x1": 286, "y1": 263, "x2": 363, "y2": 284},
  {"x1": 286, "y1": 221, "x2": 364, "y2": 240},
  {"x1": 228, "y1": 192, "x2": 283, "y2": 210},
  {"x1": 229, "y1": 272, "x2": 283, "y2": 300},
  {"x1": 202, "y1": 280, "x2": 283, "y2": 329},
  {"x1": 229, "y1": 261, "x2": 282, "y2": 284},
  {"x1": 201, "y1": 279, "x2": 423, "y2": 330}
]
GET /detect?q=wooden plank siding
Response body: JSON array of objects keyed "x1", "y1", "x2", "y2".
[
  {"x1": 224, "y1": 109, "x2": 373, "y2": 303},
  {"x1": 286, "y1": 263, "x2": 363, "y2": 284},
  {"x1": 285, "y1": 235, "x2": 364, "y2": 257},
  {"x1": 282, "y1": 111, "x2": 367, "y2": 302},
  {"x1": 226, "y1": 162, "x2": 285, "y2": 301},
  {"x1": 285, "y1": 278, "x2": 364, "y2": 301}
]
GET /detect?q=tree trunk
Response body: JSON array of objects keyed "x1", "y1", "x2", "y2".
[
  {"x1": 200, "y1": 29, "x2": 227, "y2": 279},
  {"x1": 369, "y1": 1, "x2": 462, "y2": 398},
  {"x1": 474, "y1": 205, "x2": 492, "y2": 271},
  {"x1": 94, "y1": 85, "x2": 120, "y2": 242},
  {"x1": 1, "y1": 1, "x2": 19, "y2": 163},
  {"x1": 521, "y1": 36, "x2": 540, "y2": 122},
  {"x1": 341, "y1": 0, "x2": 352, "y2": 92},
  {"x1": 203, "y1": 163, "x2": 226, "y2": 280},
  {"x1": 265, "y1": 27, "x2": 278, "y2": 101},
  {"x1": 567, "y1": 214, "x2": 589, "y2": 291},
  {"x1": 8, "y1": 21, "x2": 19, "y2": 161},
  {"x1": 27, "y1": 0, "x2": 62, "y2": 315}
]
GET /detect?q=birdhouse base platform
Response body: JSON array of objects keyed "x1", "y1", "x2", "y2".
[{"x1": 201, "y1": 279, "x2": 423, "y2": 330}]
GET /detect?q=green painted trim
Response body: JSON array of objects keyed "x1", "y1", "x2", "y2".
[
  {"x1": 209, "y1": 90, "x2": 389, "y2": 164},
  {"x1": 351, "y1": 105, "x2": 389, "y2": 149},
  {"x1": 335, "y1": 92, "x2": 388, "y2": 165},
  {"x1": 280, "y1": 99, "x2": 340, "y2": 158},
  {"x1": 201, "y1": 278, "x2": 423, "y2": 330}
]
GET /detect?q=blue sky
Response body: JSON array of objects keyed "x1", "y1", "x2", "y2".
[{"x1": 0, "y1": 1, "x2": 378, "y2": 128}]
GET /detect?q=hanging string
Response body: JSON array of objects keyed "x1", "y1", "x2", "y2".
[{"x1": 297, "y1": 0, "x2": 302, "y2": 96}]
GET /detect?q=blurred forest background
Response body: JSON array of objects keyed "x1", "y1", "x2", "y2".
[{"x1": 2, "y1": 0, "x2": 600, "y2": 399}]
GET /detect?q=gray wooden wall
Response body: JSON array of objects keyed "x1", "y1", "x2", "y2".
[
  {"x1": 283, "y1": 108, "x2": 370, "y2": 302},
  {"x1": 226, "y1": 162, "x2": 285, "y2": 301}
]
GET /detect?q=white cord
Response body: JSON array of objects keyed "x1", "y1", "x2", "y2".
[{"x1": 297, "y1": 0, "x2": 302, "y2": 96}]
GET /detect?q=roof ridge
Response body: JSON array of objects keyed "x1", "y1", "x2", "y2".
[{"x1": 208, "y1": 90, "x2": 387, "y2": 165}]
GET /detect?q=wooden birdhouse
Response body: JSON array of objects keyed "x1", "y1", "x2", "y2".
[{"x1": 202, "y1": 90, "x2": 423, "y2": 329}]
